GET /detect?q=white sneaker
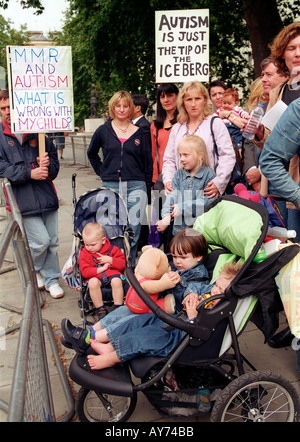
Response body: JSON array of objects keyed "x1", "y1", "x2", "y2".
[
  {"x1": 46, "y1": 283, "x2": 64, "y2": 299},
  {"x1": 36, "y1": 272, "x2": 45, "y2": 289}
]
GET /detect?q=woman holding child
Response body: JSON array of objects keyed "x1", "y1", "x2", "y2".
[
  {"x1": 162, "y1": 81, "x2": 236, "y2": 199},
  {"x1": 87, "y1": 91, "x2": 153, "y2": 266}
]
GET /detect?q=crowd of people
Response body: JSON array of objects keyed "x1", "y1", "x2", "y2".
[{"x1": 0, "y1": 21, "x2": 299, "y2": 373}]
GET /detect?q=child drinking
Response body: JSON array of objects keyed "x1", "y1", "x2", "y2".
[
  {"x1": 79, "y1": 222, "x2": 126, "y2": 319},
  {"x1": 156, "y1": 135, "x2": 216, "y2": 239}
]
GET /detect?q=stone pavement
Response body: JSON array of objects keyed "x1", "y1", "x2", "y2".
[{"x1": 0, "y1": 143, "x2": 299, "y2": 422}]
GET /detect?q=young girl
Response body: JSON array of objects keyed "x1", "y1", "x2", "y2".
[
  {"x1": 61, "y1": 228, "x2": 210, "y2": 355},
  {"x1": 156, "y1": 135, "x2": 216, "y2": 238}
]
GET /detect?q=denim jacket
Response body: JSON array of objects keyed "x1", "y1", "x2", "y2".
[
  {"x1": 161, "y1": 166, "x2": 216, "y2": 235},
  {"x1": 259, "y1": 98, "x2": 300, "y2": 209},
  {"x1": 169, "y1": 261, "x2": 212, "y2": 312}
]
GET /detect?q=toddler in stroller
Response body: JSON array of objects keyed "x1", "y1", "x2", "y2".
[
  {"x1": 79, "y1": 222, "x2": 127, "y2": 319},
  {"x1": 63, "y1": 195, "x2": 300, "y2": 422},
  {"x1": 61, "y1": 176, "x2": 131, "y2": 325}
]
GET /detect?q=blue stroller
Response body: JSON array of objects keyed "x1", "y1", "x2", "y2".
[
  {"x1": 65, "y1": 195, "x2": 300, "y2": 422},
  {"x1": 62, "y1": 174, "x2": 132, "y2": 326}
]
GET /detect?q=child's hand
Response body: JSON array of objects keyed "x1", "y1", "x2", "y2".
[
  {"x1": 160, "y1": 271, "x2": 180, "y2": 287},
  {"x1": 96, "y1": 263, "x2": 110, "y2": 274},
  {"x1": 167, "y1": 271, "x2": 181, "y2": 284},
  {"x1": 183, "y1": 293, "x2": 199, "y2": 320},
  {"x1": 170, "y1": 205, "x2": 179, "y2": 218},
  {"x1": 96, "y1": 254, "x2": 112, "y2": 265},
  {"x1": 156, "y1": 215, "x2": 171, "y2": 232}
]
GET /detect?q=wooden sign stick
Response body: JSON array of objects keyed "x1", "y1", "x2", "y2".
[{"x1": 38, "y1": 133, "x2": 46, "y2": 160}]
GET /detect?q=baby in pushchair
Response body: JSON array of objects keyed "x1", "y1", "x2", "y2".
[
  {"x1": 62, "y1": 179, "x2": 132, "y2": 325},
  {"x1": 79, "y1": 222, "x2": 126, "y2": 319}
]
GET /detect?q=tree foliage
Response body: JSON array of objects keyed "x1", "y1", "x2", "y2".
[
  {"x1": 1, "y1": 0, "x2": 298, "y2": 126},
  {"x1": 0, "y1": 0, "x2": 44, "y2": 14},
  {"x1": 53, "y1": 0, "x2": 298, "y2": 126},
  {"x1": 0, "y1": 14, "x2": 29, "y2": 84}
]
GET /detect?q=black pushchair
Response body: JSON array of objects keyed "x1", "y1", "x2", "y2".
[
  {"x1": 67, "y1": 195, "x2": 300, "y2": 422},
  {"x1": 62, "y1": 174, "x2": 132, "y2": 326}
]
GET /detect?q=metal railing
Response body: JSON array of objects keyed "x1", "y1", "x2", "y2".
[
  {"x1": 0, "y1": 179, "x2": 74, "y2": 422},
  {"x1": 48, "y1": 133, "x2": 94, "y2": 167}
]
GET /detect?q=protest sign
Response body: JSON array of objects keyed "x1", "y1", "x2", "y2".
[
  {"x1": 155, "y1": 9, "x2": 209, "y2": 83},
  {"x1": 6, "y1": 46, "x2": 74, "y2": 134}
]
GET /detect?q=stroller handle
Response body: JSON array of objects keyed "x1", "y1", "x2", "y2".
[
  {"x1": 126, "y1": 266, "x2": 233, "y2": 341},
  {"x1": 72, "y1": 173, "x2": 77, "y2": 206}
]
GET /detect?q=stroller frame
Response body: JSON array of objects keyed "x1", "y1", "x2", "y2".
[{"x1": 67, "y1": 195, "x2": 300, "y2": 422}]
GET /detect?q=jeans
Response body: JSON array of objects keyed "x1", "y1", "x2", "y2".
[
  {"x1": 99, "y1": 304, "x2": 136, "y2": 332},
  {"x1": 102, "y1": 180, "x2": 147, "y2": 266},
  {"x1": 23, "y1": 210, "x2": 60, "y2": 288},
  {"x1": 272, "y1": 193, "x2": 300, "y2": 243},
  {"x1": 106, "y1": 312, "x2": 184, "y2": 362}
]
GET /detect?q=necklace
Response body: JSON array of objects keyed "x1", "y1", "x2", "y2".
[
  {"x1": 185, "y1": 118, "x2": 203, "y2": 136},
  {"x1": 113, "y1": 121, "x2": 130, "y2": 133}
]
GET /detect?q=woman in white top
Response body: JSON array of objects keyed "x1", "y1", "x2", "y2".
[{"x1": 162, "y1": 81, "x2": 236, "y2": 198}]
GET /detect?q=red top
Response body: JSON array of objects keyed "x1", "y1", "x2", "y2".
[
  {"x1": 150, "y1": 123, "x2": 173, "y2": 183},
  {"x1": 126, "y1": 277, "x2": 158, "y2": 313},
  {"x1": 79, "y1": 237, "x2": 126, "y2": 280}
]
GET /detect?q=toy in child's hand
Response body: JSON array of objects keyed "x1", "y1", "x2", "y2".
[{"x1": 126, "y1": 245, "x2": 180, "y2": 314}]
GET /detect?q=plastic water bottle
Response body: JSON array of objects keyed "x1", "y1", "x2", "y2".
[
  {"x1": 267, "y1": 226, "x2": 296, "y2": 241},
  {"x1": 264, "y1": 239, "x2": 282, "y2": 257},
  {"x1": 242, "y1": 102, "x2": 265, "y2": 140}
]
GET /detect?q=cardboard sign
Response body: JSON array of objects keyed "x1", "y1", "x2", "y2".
[
  {"x1": 6, "y1": 46, "x2": 74, "y2": 133},
  {"x1": 155, "y1": 9, "x2": 209, "y2": 83}
]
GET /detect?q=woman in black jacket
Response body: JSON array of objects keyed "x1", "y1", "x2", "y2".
[{"x1": 87, "y1": 91, "x2": 153, "y2": 266}]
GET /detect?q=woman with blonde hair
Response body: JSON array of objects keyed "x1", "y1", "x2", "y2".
[
  {"x1": 162, "y1": 81, "x2": 235, "y2": 198},
  {"x1": 87, "y1": 90, "x2": 153, "y2": 266}
]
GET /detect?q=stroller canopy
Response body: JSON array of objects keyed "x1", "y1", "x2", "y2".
[
  {"x1": 73, "y1": 187, "x2": 129, "y2": 240},
  {"x1": 193, "y1": 195, "x2": 269, "y2": 278}
]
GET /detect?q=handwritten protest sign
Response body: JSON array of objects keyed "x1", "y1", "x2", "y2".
[
  {"x1": 6, "y1": 46, "x2": 74, "y2": 133},
  {"x1": 155, "y1": 9, "x2": 209, "y2": 83}
]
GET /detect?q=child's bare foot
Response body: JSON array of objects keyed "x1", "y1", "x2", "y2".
[
  {"x1": 87, "y1": 354, "x2": 105, "y2": 370},
  {"x1": 87, "y1": 350, "x2": 120, "y2": 370},
  {"x1": 90, "y1": 339, "x2": 111, "y2": 355}
]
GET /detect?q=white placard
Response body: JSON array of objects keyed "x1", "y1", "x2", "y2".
[
  {"x1": 261, "y1": 100, "x2": 288, "y2": 131},
  {"x1": 155, "y1": 9, "x2": 209, "y2": 83},
  {"x1": 6, "y1": 46, "x2": 74, "y2": 133}
]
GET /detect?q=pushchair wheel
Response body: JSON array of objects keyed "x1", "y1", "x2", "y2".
[
  {"x1": 75, "y1": 387, "x2": 137, "y2": 422},
  {"x1": 210, "y1": 370, "x2": 300, "y2": 422}
]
